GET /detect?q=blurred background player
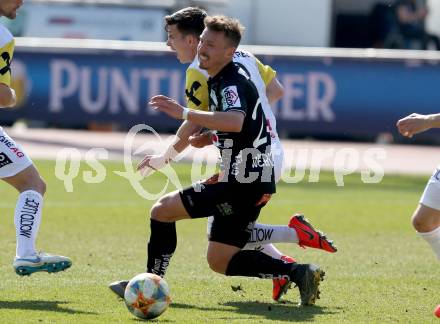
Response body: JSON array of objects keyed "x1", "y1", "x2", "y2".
[
  {"x1": 396, "y1": 112, "x2": 440, "y2": 259},
  {"x1": 109, "y1": 7, "x2": 336, "y2": 302},
  {"x1": 395, "y1": 0, "x2": 440, "y2": 50},
  {"x1": 0, "y1": 0, "x2": 71, "y2": 276}
]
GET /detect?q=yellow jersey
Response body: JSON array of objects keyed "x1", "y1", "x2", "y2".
[{"x1": 0, "y1": 24, "x2": 14, "y2": 87}]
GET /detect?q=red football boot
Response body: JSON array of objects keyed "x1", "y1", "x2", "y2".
[
  {"x1": 289, "y1": 214, "x2": 337, "y2": 253},
  {"x1": 272, "y1": 255, "x2": 296, "y2": 301}
]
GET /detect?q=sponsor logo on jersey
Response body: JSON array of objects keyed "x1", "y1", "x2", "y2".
[
  {"x1": 0, "y1": 51, "x2": 11, "y2": 76},
  {"x1": 0, "y1": 152, "x2": 13, "y2": 168},
  {"x1": 185, "y1": 81, "x2": 202, "y2": 106},
  {"x1": 221, "y1": 86, "x2": 241, "y2": 109},
  {"x1": 19, "y1": 197, "x2": 40, "y2": 238},
  {"x1": 0, "y1": 136, "x2": 25, "y2": 158}
]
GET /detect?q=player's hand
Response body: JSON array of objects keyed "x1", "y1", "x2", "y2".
[
  {"x1": 137, "y1": 154, "x2": 169, "y2": 176},
  {"x1": 396, "y1": 113, "x2": 433, "y2": 138},
  {"x1": 149, "y1": 95, "x2": 184, "y2": 120},
  {"x1": 188, "y1": 131, "x2": 214, "y2": 148}
]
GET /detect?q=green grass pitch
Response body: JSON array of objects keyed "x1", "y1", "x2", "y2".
[{"x1": 0, "y1": 160, "x2": 438, "y2": 323}]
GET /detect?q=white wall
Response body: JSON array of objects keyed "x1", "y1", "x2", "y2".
[
  {"x1": 218, "y1": 0, "x2": 332, "y2": 46},
  {"x1": 426, "y1": 0, "x2": 440, "y2": 35}
]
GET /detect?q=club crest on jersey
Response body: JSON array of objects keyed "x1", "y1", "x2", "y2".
[{"x1": 221, "y1": 86, "x2": 241, "y2": 109}]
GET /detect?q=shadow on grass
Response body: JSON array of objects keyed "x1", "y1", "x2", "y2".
[
  {"x1": 131, "y1": 318, "x2": 174, "y2": 323},
  {"x1": 172, "y1": 301, "x2": 341, "y2": 322},
  {"x1": 0, "y1": 300, "x2": 97, "y2": 315}
]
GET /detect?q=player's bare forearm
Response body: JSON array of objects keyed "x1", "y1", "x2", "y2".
[
  {"x1": 149, "y1": 95, "x2": 243, "y2": 132},
  {"x1": 396, "y1": 112, "x2": 440, "y2": 137},
  {"x1": 173, "y1": 121, "x2": 203, "y2": 154},
  {"x1": 187, "y1": 110, "x2": 244, "y2": 132},
  {"x1": 189, "y1": 131, "x2": 214, "y2": 148},
  {"x1": 427, "y1": 113, "x2": 440, "y2": 128}
]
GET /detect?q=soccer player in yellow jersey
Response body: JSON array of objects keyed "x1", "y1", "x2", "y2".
[
  {"x1": 0, "y1": 0, "x2": 71, "y2": 276},
  {"x1": 110, "y1": 7, "x2": 336, "y2": 302}
]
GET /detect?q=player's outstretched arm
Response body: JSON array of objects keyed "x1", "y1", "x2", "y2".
[
  {"x1": 136, "y1": 120, "x2": 202, "y2": 173},
  {"x1": 149, "y1": 95, "x2": 244, "y2": 132},
  {"x1": 0, "y1": 83, "x2": 16, "y2": 108},
  {"x1": 396, "y1": 113, "x2": 440, "y2": 137},
  {"x1": 188, "y1": 131, "x2": 215, "y2": 148}
]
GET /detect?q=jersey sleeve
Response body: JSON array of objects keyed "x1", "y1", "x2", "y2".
[
  {"x1": 256, "y1": 57, "x2": 276, "y2": 86},
  {"x1": 185, "y1": 67, "x2": 209, "y2": 111},
  {"x1": 0, "y1": 39, "x2": 14, "y2": 87}
]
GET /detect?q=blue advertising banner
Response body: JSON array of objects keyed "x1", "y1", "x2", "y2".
[{"x1": 2, "y1": 41, "x2": 440, "y2": 141}]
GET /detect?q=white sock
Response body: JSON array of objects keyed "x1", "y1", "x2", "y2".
[
  {"x1": 14, "y1": 190, "x2": 43, "y2": 258},
  {"x1": 417, "y1": 226, "x2": 440, "y2": 261},
  {"x1": 245, "y1": 223, "x2": 298, "y2": 246},
  {"x1": 252, "y1": 243, "x2": 285, "y2": 260}
]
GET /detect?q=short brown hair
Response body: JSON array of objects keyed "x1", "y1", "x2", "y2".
[{"x1": 204, "y1": 15, "x2": 244, "y2": 47}]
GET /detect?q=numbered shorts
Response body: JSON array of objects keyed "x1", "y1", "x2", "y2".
[
  {"x1": 0, "y1": 128, "x2": 33, "y2": 178},
  {"x1": 420, "y1": 167, "x2": 440, "y2": 211},
  {"x1": 180, "y1": 181, "x2": 268, "y2": 248}
]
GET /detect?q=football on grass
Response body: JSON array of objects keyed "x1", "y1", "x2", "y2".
[{"x1": 124, "y1": 273, "x2": 171, "y2": 320}]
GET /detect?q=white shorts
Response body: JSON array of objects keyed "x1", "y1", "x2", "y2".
[
  {"x1": 420, "y1": 167, "x2": 440, "y2": 211},
  {"x1": 271, "y1": 137, "x2": 284, "y2": 183},
  {"x1": 0, "y1": 127, "x2": 33, "y2": 178}
]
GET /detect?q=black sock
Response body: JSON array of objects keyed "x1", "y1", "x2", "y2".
[
  {"x1": 146, "y1": 219, "x2": 177, "y2": 277},
  {"x1": 225, "y1": 250, "x2": 301, "y2": 281}
]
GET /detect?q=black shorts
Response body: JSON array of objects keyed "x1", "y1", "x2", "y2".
[{"x1": 180, "y1": 181, "x2": 267, "y2": 248}]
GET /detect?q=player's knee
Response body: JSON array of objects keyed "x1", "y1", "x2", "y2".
[
  {"x1": 207, "y1": 255, "x2": 223, "y2": 274},
  {"x1": 411, "y1": 210, "x2": 440, "y2": 232},
  {"x1": 150, "y1": 196, "x2": 174, "y2": 221},
  {"x1": 411, "y1": 212, "x2": 424, "y2": 231},
  {"x1": 150, "y1": 202, "x2": 165, "y2": 221},
  {"x1": 206, "y1": 251, "x2": 228, "y2": 274}
]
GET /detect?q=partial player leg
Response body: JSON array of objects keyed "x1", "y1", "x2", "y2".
[
  {"x1": 257, "y1": 244, "x2": 296, "y2": 301},
  {"x1": 412, "y1": 204, "x2": 440, "y2": 260},
  {"x1": 3, "y1": 165, "x2": 45, "y2": 258},
  {"x1": 243, "y1": 215, "x2": 337, "y2": 253},
  {"x1": 147, "y1": 190, "x2": 190, "y2": 276},
  {"x1": 415, "y1": 169, "x2": 440, "y2": 260},
  {"x1": 3, "y1": 164, "x2": 71, "y2": 276},
  {"x1": 110, "y1": 188, "x2": 192, "y2": 299},
  {"x1": 208, "y1": 242, "x2": 324, "y2": 306},
  {"x1": 240, "y1": 222, "x2": 296, "y2": 301},
  {"x1": 207, "y1": 195, "x2": 325, "y2": 306}
]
